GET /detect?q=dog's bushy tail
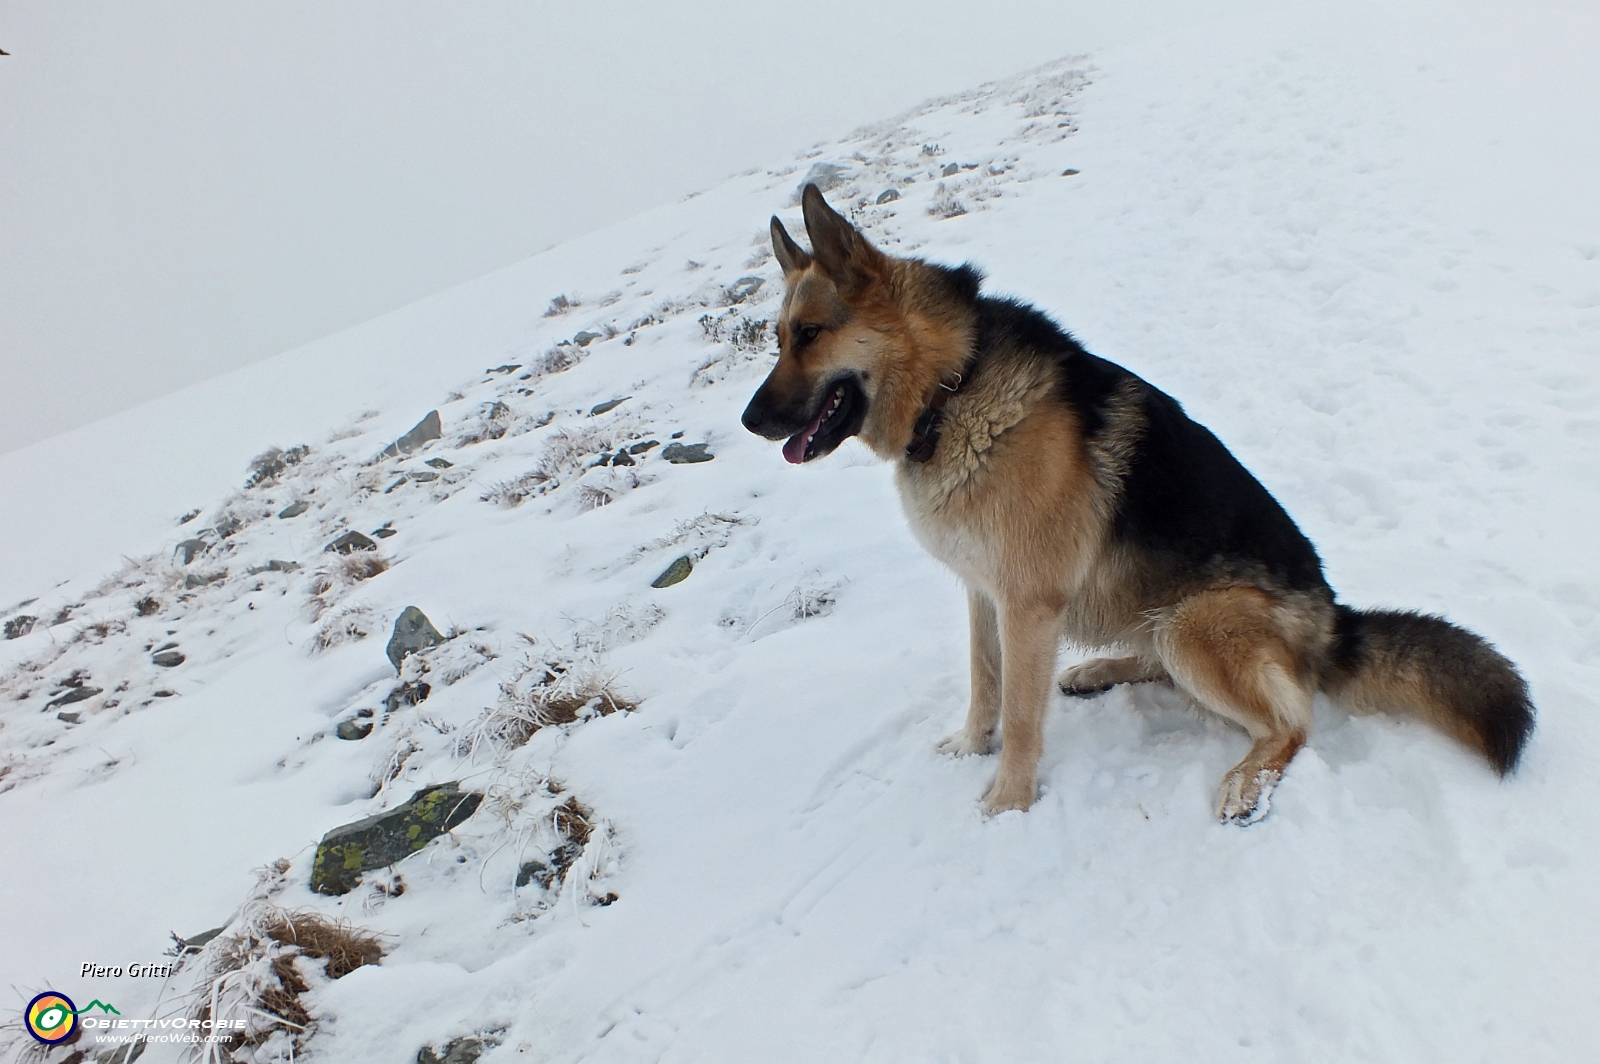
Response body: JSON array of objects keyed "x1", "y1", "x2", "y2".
[{"x1": 1320, "y1": 605, "x2": 1534, "y2": 774}]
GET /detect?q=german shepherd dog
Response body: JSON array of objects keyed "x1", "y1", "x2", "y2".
[{"x1": 742, "y1": 184, "x2": 1534, "y2": 822}]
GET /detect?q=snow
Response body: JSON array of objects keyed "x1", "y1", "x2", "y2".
[{"x1": 4, "y1": 2, "x2": 1600, "y2": 1061}]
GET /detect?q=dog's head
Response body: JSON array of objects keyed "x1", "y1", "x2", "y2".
[{"x1": 740, "y1": 184, "x2": 898, "y2": 464}]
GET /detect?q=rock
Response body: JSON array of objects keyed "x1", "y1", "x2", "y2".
[
  {"x1": 336, "y1": 718, "x2": 374, "y2": 741},
  {"x1": 3, "y1": 615, "x2": 36, "y2": 640},
  {"x1": 589, "y1": 397, "x2": 629, "y2": 416},
  {"x1": 418, "y1": 1037, "x2": 488, "y2": 1064},
  {"x1": 484, "y1": 401, "x2": 512, "y2": 421},
  {"x1": 379, "y1": 410, "x2": 443, "y2": 459},
  {"x1": 57, "y1": 711, "x2": 82, "y2": 724},
  {"x1": 425, "y1": 458, "x2": 453, "y2": 469},
  {"x1": 627, "y1": 440, "x2": 659, "y2": 455},
  {"x1": 651, "y1": 555, "x2": 693, "y2": 588},
  {"x1": 178, "y1": 509, "x2": 201, "y2": 525},
  {"x1": 46, "y1": 686, "x2": 102, "y2": 710},
  {"x1": 486, "y1": 363, "x2": 521, "y2": 375},
  {"x1": 799, "y1": 161, "x2": 850, "y2": 194},
  {"x1": 412, "y1": 470, "x2": 439, "y2": 483},
  {"x1": 610, "y1": 450, "x2": 635, "y2": 467},
  {"x1": 727, "y1": 276, "x2": 764, "y2": 303},
  {"x1": 175, "y1": 538, "x2": 209, "y2": 565},
  {"x1": 246, "y1": 560, "x2": 299, "y2": 576},
  {"x1": 941, "y1": 161, "x2": 961, "y2": 177},
  {"x1": 661, "y1": 442, "x2": 714, "y2": 464},
  {"x1": 278, "y1": 499, "x2": 310, "y2": 519},
  {"x1": 385, "y1": 477, "x2": 409, "y2": 494},
  {"x1": 573, "y1": 331, "x2": 602, "y2": 347},
  {"x1": 213, "y1": 515, "x2": 243, "y2": 539},
  {"x1": 373, "y1": 527, "x2": 398, "y2": 539},
  {"x1": 386, "y1": 607, "x2": 444, "y2": 672},
  {"x1": 1062, "y1": 168, "x2": 1080, "y2": 176},
  {"x1": 184, "y1": 571, "x2": 226, "y2": 589},
  {"x1": 670, "y1": 430, "x2": 685, "y2": 439},
  {"x1": 876, "y1": 188, "x2": 900, "y2": 204},
  {"x1": 153, "y1": 690, "x2": 175, "y2": 698},
  {"x1": 384, "y1": 681, "x2": 432, "y2": 714},
  {"x1": 177, "y1": 926, "x2": 227, "y2": 953},
  {"x1": 152, "y1": 650, "x2": 185, "y2": 668},
  {"x1": 310, "y1": 782, "x2": 484, "y2": 895},
  {"x1": 327, "y1": 531, "x2": 378, "y2": 555}
]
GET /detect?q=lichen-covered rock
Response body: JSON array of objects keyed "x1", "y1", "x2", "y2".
[
  {"x1": 379, "y1": 410, "x2": 443, "y2": 459},
  {"x1": 327, "y1": 531, "x2": 378, "y2": 554},
  {"x1": 386, "y1": 607, "x2": 444, "y2": 672},
  {"x1": 311, "y1": 783, "x2": 484, "y2": 895},
  {"x1": 651, "y1": 555, "x2": 693, "y2": 588}
]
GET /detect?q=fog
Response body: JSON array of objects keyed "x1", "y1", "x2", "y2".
[{"x1": 0, "y1": 0, "x2": 1237, "y2": 455}]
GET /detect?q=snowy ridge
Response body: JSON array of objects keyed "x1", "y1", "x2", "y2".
[{"x1": 5, "y1": 11, "x2": 1600, "y2": 1062}]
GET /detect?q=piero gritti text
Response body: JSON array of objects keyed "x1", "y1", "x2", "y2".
[{"x1": 81, "y1": 962, "x2": 178, "y2": 979}]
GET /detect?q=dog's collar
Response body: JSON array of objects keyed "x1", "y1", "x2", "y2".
[{"x1": 905, "y1": 359, "x2": 977, "y2": 463}]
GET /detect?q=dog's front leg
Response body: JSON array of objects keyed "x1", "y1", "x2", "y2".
[
  {"x1": 937, "y1": 587, "x2": 1001, "y2": 757},
  {"x1": 983, "y1": 595, "x2": 1061, "y2": 814}
]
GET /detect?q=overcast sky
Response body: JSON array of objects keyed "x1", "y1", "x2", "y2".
[{"x1": 0, "y1": 0, "x2": 1249, "y2": 456}]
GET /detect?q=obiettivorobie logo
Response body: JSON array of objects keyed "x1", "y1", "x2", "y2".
[{"x1": 25, "y1": 992, "x2": 119, "y2": 1045}]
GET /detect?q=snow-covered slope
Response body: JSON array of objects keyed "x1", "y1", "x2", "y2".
[{"x1": 4, "y1": 4, "x2": 1600, "y2": 1061}]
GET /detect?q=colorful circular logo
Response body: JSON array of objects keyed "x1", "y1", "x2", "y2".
[{"x1": 26, "y1": 991, "x2": 79, "y2": 1045}]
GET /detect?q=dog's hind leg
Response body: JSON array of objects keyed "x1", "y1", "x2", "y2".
[
  {"x1": 1058, "y1": 655, "x2": 1168, "y2": 697},
  {"x1": 1153, "y1": 589, "x2": 1313, "y2": 824},
  {"x1": 983, "y1": 595, "x2": 1064, "y2": 814},
  {"x1": 938, "y1": 588, "x2": 1002, "y2": 757}
]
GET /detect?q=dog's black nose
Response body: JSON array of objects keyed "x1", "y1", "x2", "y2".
[{"x1": 740, "y1": 395, "x2": 768, "y2": 435}]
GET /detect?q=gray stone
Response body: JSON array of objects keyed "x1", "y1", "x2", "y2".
[
  {"x1": 661, "y1": 442, "x2": 714, "y2": 464},
  {"x1": 573, "y1": 331, "x2": 602, "y2": 347},
  {"x1": 177, "y1": 926, "x2": 226, "y2": 953},
  {"x1": 425, "y1": 458, "x2": 453, "y2": 469},
  {"x1": 383, "y1": 681, "x2": 431, "y2": 714},
  {"x1": 213, "y1": 515, "x2": 243, "y2": 539},
  {"x1": 246, "y1": 560, "x2": 300, "y2": 576},
  {"x1": 386, "y1": 607, "x2": 444, "y2": 673},
  {"x1": 418, "y1": 1037, "x2": 487, "y2": 1064},
  {"x1": 175, "y1": 538, "x2": 209, "y2": 565},
  {"x1": 57, "y1": 711, "x2": 82, "y2": 724},
  {"x1": 385, "y1": 477, "x2": 409, "y2": 494},
  {"x1": 727, "y1": 276, "x2": 764, "y2": 303},
  {"x1": 328, "y1": 531, "x2": 378, "y2": 554},
  {"x1": 46, "y1": 686, "x2": 101, "y2": 710},
  {"x1": 589, "y1": 397, "x2": 629, "y2": 416},
  {"x1": 610, "y1": 449, "x2": 635, "y2": 467},
  {"x1": 627, "y1": 440, "x2": 659, "y2": 455},
  {"x1": 373, "y1": 527, "x2": 398, "y2": 539},
  {"x1": 1062, "y1": 169, "x2": 1080, "y2": 177},
  {"x1": 799, "y1": 162, "x2": 850, "y2": 194},
  {"x1": 153, "y1": 650, "x2": 185, "y2": 668},
  {"x1": 651, "y1": 555, "x2": 693, "y2": 588},
  {"x1": 336, "y1": 718, "x2": 374, "y2": 740},
  {"x1": 412, "y1": 470, "x2": 440, "y2": 483},
  {"x1": 311, "y1": 782, "x2": 484, "y2": 895},
  {"x1": 3, "y1": 615, "x2": 36, "y2": 640},
  {"x1": 278, "y1": 499, "x2": 310, "y2": 519},
  {"x1": 876, "y1": 188, "x2": 900, "y2": 204},
  {"x1": 379, "y1": 410, "x2": 443, "y2": 459},
  {"x1": 183, "y1": 571, "x2": 226, "y2": 590}
]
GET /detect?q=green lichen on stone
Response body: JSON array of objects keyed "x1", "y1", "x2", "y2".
[{"x1": 310, "y1": 782, "x2": 484, "y2": 895}]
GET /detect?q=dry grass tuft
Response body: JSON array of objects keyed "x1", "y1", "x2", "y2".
[
  {"x1": 191, "y1": 909, "x2": 385, "y2": 1060},
  {"x1": 459, "y1": 658, "x2": 636, "y2": 757},
  {"x1": 307, "y1": 554, "x2": 389, "y2": 619},
  {"x1": 312, "y1": 605, "x2": 374, "y2": 653}
]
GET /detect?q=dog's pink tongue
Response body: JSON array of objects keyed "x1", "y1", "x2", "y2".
[{"x1": 782, "y1": 407, "x2": 829, "y2": 464}]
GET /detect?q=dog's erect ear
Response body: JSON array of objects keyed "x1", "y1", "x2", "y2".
[
  {"x1": 800, "y1": 183, "x2": 883, "y2": 294},
  {"x1": 771, "y1": 216, "x2": 811, "y2": 276}
]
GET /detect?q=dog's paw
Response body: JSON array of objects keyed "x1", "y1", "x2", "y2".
[
  {"x1": 982, "y1": 773, "x2": 1037, "y2": 815},
  {"x1": 1056, "y1": 659, "x2": 1121, "y2": 697},
  {"x1": 937, "y1": 728, "x2": 994, "y2": 758},
  {"x1": 1216, "y1": 766, "x2": 1280, "y2": 825}
]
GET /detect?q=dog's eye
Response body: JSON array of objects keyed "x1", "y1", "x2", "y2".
[{"x1": 796, "y1": 324, "x2": 822, "y2": 347}]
